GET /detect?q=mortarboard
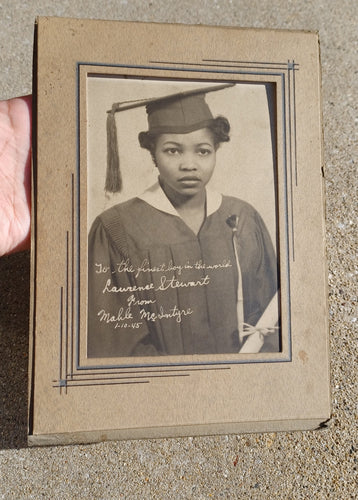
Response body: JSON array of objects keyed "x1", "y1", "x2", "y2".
[{"x1": 106, "y1": 82, "x2": 234, "y2": 192}]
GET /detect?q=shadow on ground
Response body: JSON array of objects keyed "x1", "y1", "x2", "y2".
[{"x1": 0, "y1": 251, "x2": 30, "y2": 449}]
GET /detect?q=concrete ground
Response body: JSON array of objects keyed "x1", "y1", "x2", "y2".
[{"x1": 0, "y1": 1, "x2": 357, "y2": 498}]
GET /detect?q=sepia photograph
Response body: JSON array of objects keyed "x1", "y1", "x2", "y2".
[{"x1": 86, "y1": 77, "x2": 281, "y2": 359}]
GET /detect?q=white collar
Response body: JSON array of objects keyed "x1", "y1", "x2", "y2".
[{"x1": 137, "y1": 181, "x2": 222, "y2": 218}]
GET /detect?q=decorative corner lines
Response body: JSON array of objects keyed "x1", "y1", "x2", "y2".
[
  {"x1": 65, "y1": 61, "x2": 297, "y2": 391},
  {"x1": 53, "y1": 379, "x2": 150, "y2": 390},
  {"x1": 285, "y1": 60, "x2": 299, "y2": 264},
  {"x1": 148, "y1": 59, "x2": 299, "y2": 74},
  {"x1": 56, "y1": 172, "x2": 76, "y2": 394},
  {"x1": 287, "y1": 61, "x2": 296, "y2": 71}
]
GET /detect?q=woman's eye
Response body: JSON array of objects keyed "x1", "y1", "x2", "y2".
[
  {"x1": 164, "y1": 147, "x2": 180, "y2": 155},
  {"x1": 197, "y1": 148, "x2": 212, "y2": 156}
]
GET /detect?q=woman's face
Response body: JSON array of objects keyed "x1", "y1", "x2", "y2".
[{"x1": 154, "y1": 128, "x2": 216, "y2": 201}]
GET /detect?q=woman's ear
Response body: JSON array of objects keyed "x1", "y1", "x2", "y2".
[
  {"x1": 138, "y1": 131, "x2": 148, "y2": 149},
  {"x1": 150, "y1": 151, "x2": 158, "y2": 167},
  {"x1": 139, "y1": 131, "x2": 157, "y2": 167}
]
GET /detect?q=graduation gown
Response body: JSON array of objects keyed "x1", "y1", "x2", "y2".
[{"x1": 87, "y1": 183, "x2": 278, "y2": 357}]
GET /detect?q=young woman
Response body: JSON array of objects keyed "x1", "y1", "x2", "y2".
[{"x1": 87, "y1": 85, "x2": 278, "y2": 357}]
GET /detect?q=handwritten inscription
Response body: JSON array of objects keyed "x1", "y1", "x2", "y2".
[
  {"x1": 194, "y1": 259, "x2": 232, "y2": 270},
  {"x1": 95, "y1": 258, "x2": 232, "y2": 277},
  {"x1": 102, "y1": 279, "x2": 154, "y2": 294},
  {"x1": 102, "y1": 275, "x2": 210, "y2": 294},
  {"x1": 140, "y1": 305, "x2": 193, "y2": 323},
  {"x1": 98, "y1": 307, "x2": 133, "y2": 323},
  {"x1": 134, "y1": 259, "x2": 194, "y2": 278},
  {"x1": 93, "y1": 257, "x2": 231, "y2": 332},
  {"x1": 156, "y1": 275, "x2": 210, "y2": 291},
  {"x1": 127, "y1": 294, "x2": 156, "y2": 307},
  {"x1": 97, "y1": 308, "x2": 142, "y2": 329}
]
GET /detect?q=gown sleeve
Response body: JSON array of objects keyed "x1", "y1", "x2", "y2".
[
  {"x1": 232, "y1": 201, "x2": 280, "y2": 353},
  {"x1": 253, "y1": 209, "x2": 278, "y2": 312},
  {"x1": 250, "y1": 209, "x2": 280, "y2": 352},
  {"x1": 87, "y1": 216, "x2": 160, "y2": 357}
]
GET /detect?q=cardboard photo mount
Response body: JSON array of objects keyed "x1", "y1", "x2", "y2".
[{"x1": 29, "y1": 17, "x2": 330, "y2": 446}]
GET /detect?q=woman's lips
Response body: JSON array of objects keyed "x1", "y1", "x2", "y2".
[{"x1": 178, "y1": 176, "x2": 201, "y2": 184}]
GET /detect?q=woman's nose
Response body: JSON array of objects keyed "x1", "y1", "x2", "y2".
[{"x1": 179, "y1": 153, "x2": 197, "y2": 170}]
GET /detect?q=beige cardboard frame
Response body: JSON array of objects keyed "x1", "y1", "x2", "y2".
[{"x1": 29, "y1": 17, "x2": 330, "y2": 445}]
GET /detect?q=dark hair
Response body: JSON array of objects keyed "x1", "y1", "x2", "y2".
[
  {"x1": 207, "y1": 115, "x2": 231, "y2": 145},
  {"x1": 138, "y1": 115, "x2": 230, "y2": 161}
]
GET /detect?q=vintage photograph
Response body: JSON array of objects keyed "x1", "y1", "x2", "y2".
[{"x1": 86, "y1": 77, "x2": 281, "y2": 358}]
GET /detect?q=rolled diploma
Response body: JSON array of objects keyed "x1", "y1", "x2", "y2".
[{"x1": 239, "y1": 291, "x2": 279, "y2": 353}]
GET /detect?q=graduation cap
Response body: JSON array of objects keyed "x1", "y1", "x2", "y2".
[{"x1": 105, "y1": 82, "x2": 235, "y2": 192}]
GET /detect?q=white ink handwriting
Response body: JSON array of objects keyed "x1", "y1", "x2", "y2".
[
  {"x1": 94, "y1": 262, "x2": 111, "y2": 274},
  {"x1": 114, "y1": 322, "x2": 142, "y2": 329},
  {"x1": 97, "y1": 307, "x2": 133, "y2": 323},
  {"x1": 127, "y1": 294, "x2": 156, "y2": 307},
  {"x1": 102, "y1": 279, "x2": 154, "y2": 294},
  {"x1": 116, "y1": 259, "x2": 136, "y2": 274},
  {"x1": 140, "y1": 305, "x2": 193, "y2": 323},
  {"x1": 156, "y1": 274, "x2": 210, "y2": 291},
  {"x1": 194, "y1": 259, "x2": 232, "y2": 270}
]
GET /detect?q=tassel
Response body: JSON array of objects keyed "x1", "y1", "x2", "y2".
[{"x1": 105, "y1": 110, "x2": 122, "y2": 193}]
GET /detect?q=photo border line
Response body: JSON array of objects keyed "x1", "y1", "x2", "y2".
[
  {"x1": 82, "y1": 61, "x2": 286, "y2": 78},
  {"x1": 54, "y1": 59, "x2": 297, "y2": 391},
  {"x1": 65, "y1": 230, "x2": 69, "y2": 387},
  {"x1": 76, "y1": 73, "x2": 82, "y2": 374},
  {"x1": 58, "y1": 286, "x2": 64, "y2": 393},
  {"x1": 149, "y1": 59, "x2": 299, "y2": 71},
  {"x1": 70, "y1": 173, "x2": 75, "y2": 379},
  {"x1": 287, "y1": 60, "x2": 298, "y2": 261},
  {"x1": 202, "y1": 58, "x2": 299, "y2": 67},
  {"x1": 53, "y1": 380, "x2": 150, "y2": 389},
  {"x1": 80, "y1": 63, "x2": 291, "y2": 369}
]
